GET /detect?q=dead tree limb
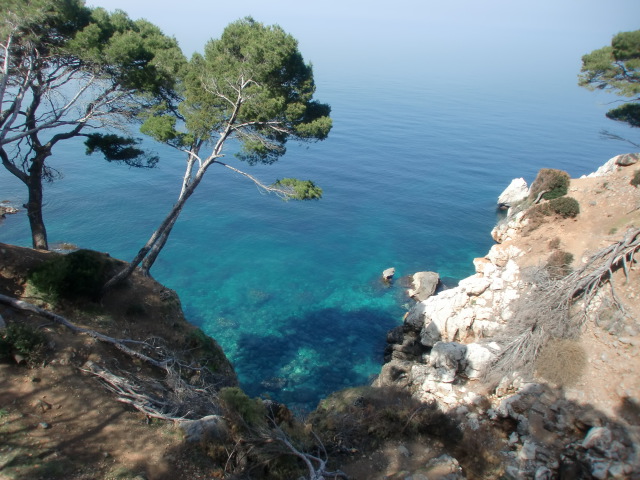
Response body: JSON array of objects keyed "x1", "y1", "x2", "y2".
[
  {"x1": 486, "y1": 227, "x2": 640, "y2": 381},
  {"x1": 0, "y1": 293, "x2": 169, "y2": 368},
  {"x1": 82, "y1": 361, "x2": 186, "y2": 421}
]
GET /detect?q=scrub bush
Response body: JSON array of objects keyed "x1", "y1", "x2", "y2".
[
  {"x1": 546, "y1": 250, "x2": 574, "y2": 279},
  {"x1": 0, "y1": 323, "x2": 46, "y2": 365},
  {"x1": 548, "y1": 196, "x2": 580, "y2": 218},
  {"x1": 528, "y1": 168, "x2": 570, "y2": 201},
  {"x1": 219, "y1": 387, "x2": 266, "y2": 427},
  {"x1": 631, "y1": 169, "x2": 640, "y2": 187},
  {"x1": 28, "y1": 249, "x2": 109, "y2": 302}
]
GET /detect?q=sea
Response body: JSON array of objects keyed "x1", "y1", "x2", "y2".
[{"x1": 0, "y1": 67, "x2": 629, "y2": 411}]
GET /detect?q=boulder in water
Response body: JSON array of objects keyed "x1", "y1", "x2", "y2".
[{"x1": 382, "y1": 267, "x2": 395, "y2": 282}]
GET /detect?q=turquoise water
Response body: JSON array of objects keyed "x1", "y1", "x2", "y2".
[{"x1": 0, "y1": 72, "x2": 627, "y2": 410}]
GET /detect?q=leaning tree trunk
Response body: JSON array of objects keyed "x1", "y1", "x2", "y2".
[
  {"x1": 140, "y1": 213, "x2": 178, "y2": 275},
  {"x1": 26, "y1": 157, "x2": 48, "y2": 250},
  {"x1": 102, "y1": 159, "x2": 213, "y2": 291}
]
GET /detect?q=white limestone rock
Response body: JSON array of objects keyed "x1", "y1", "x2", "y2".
[
  {"x1": 464, "y1": 342, "x2": 499, "y2": 378},
  {"x1": 382, "y1": 267, "x2": 395, "y2": 281},
  {"x1": 486, "y1": 243, "x2": 523, "y2": 267},
  {"x1": 459, "y1": 275, "x2": 490, "y2": 296},
  {"x1": 498, "y1": 177, "x2": 529, "y2": 207}
]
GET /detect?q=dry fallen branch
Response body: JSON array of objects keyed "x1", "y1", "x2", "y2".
[
  {"x1": 82, "y1": 361, "x2": 185, "y2": 421},
  {"x1": 0, "y1": 293, "x2": 221, "y2": 419},
  {"x1": 0, "y1": 293, "x2": 169, "y2": 368},
  {"x1": 486, "y1": 227, "x2": 640, "y2": 382}
]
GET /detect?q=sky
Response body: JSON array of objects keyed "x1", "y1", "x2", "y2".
[{"x1": 86, "y1": 0, "x2": 640, "y2": 86}]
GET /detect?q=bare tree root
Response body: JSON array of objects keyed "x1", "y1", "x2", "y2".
[
  {"x1": 275, "y1": 431, "x2": 348, "y2": 480},
  {"x1": 485, "y1": 227, "x2": 640, "y2": 383},
  {"x1": 0, "y1": 293, "x2": 221, "y2": 420},
  {"x1": 264, "y1": 415, "x2": 348, "y2": 480}
]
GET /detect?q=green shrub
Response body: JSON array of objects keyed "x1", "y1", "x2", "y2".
[
  {"x1": 631, "y1": 169, "x2": 640, "y2": 187},
  {"x1": 546, "y1": 250, "x2": 574, "y2": 279},
  {"x1": 185, "y1": 328, "x2": 232, "y2": 374},
  {"x1": 0, "y1": 323, "x2": 46, "y2": 364},
  {"x1": 548, "y1": 237, "x2": 561, "y2": 250},
  {"x1": 28, "y1": 249, "x2": 108, "y2": 302},
  {"x1": 310, "y1": 386, "x2": 460, "y2": 451},
  {"x1": 219, "y1": 387, "x2": 266, "y2": 427},
  {"x1": 272, "y1": 178, "x2": 322, "y2": 200},
  {"x1": 548, "y1": 196, "x2": 580, "y2": 218},
  {"x1": 528, "y1": 168, "x2": 570, "y2": 201}
]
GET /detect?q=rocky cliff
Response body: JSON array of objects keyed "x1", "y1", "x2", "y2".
[{"x1": 376, "y1": 154, "x2": 640, "y2": 479}]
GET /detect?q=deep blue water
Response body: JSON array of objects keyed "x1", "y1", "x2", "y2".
[{"x1": 0, "y1": 72, "x2": 628, "y2": 410}]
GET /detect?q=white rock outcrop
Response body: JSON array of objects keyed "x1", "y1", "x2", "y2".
[
  {"x1": 405, "y1": 243, "x2": 524, "y2": 351},
  {"x1": 497, "y1": 177, "x2": 529, "y2": 207}
]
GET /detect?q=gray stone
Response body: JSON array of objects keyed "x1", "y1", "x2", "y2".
[
  {"x1": 419, "y1": 321, "x2": 442, "y2": 347},
  {"x1": 582, "y1": 426, "x2": 612, "y2": 453},
  {"x1": 614, "y1": 153, "x2": 639, "y2": 166},
  {"x1": 428, "y1": 342, "x2": 467, "y2": 383},
  {"x1": 518, "y1": 439, "x2": 537, "y2": 461},
  {"x1": 463, "y1": 342, "x2": 498, "y2": 378},
  {"x1": 179, "y1": 415, "x2": 228, "y2": 443},
  {"x1": 397, "y1": 444, "x2": 411, "y2": 457},
  {"x1": 407, "y1": 271, "x2": 440, "y2": 301}
]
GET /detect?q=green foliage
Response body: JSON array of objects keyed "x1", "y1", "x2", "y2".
[
  {"x1": 547, "y1": 196, "x2": 580, "y2": 218},
  {"x1": 67, "y1": 8, "x2": 185, "y2": 95},
  {"x1": 579, "y1": 30, "x2": 640, "y2": 130},
  {"x1": 84, "y1": 133, "x2": 158, "y2": 168},
  {"x1": 0, "y1": 323, "x2": 46, "y2": 363},
  {"x1": 219, "y1": 387, "x2": 266, "y2": 427},
  {"x1": 28, "y1": 249, "x2": 109, "y2": 302},
  {"x1": 528, "y1": 168, "x2": 570, "y2": 201},
  {"x1": 273, "y1": 178, "x2": 323, "y2": 200},
  {"x1": 606, "y1": 103, "x2": 640, "y2": 128},
  {"x1": 178, "y1": 17, "x2": 332, "y2": 164},
  {"x1": 185, "y1": 328, "x2": 232, "y2": 374},
  {"x1": 631, "y1": 169, "x2": 640, "y2": 187}
]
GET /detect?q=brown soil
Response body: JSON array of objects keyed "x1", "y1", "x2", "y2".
[
  {"x1": 0, "y1": 245, "x2": 233, "y2": 480},
  {"x1": 514, "y1": 164, "x2": 640, "y2": 418}
]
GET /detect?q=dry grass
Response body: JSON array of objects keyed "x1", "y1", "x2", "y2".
[{"x1": 535, "y1": 339, "x2": 587, "y2": 387}]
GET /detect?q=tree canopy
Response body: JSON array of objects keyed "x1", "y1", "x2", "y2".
[
  {"x1": 579, "y1": 30, "x2": 640, "y2": 130},
  {"x1": 105, "y1": 17, "x2": 332, "y2": 286},
  {"x1": 0, "y1": 0, "x2": 185, "y2": 249}
]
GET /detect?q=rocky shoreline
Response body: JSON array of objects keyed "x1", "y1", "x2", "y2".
[{"x1": 374, "y1": 154, "x2": 640, "y2": 479}]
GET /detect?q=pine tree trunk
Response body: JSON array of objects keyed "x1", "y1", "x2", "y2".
[
  {"x1": 140, "y1": 213, "x2": 178, "y2": 274},
  {"x1": 26, "y1": 158, "x2": 48, "y2": 250},
  {"x1": 102, "y1": 161, "x2": 209, "y2": 291}
]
